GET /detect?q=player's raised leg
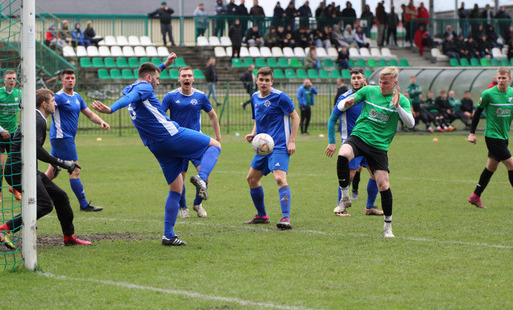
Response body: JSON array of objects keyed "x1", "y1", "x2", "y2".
[{"x1": 190, "y1": 138, "x2": 221, "y2": 200}]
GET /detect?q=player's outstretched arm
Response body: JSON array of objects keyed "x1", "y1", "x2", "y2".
[
  {"x1": 287, "y1": 110, "x2": 300, "y2": 155},
  {"x1": 163, "y1": 53, "x2": 177, "y2": 68},
  {"x1": 245, "y1": 123, "x2": 256, "y2": 143},
  {"x1": 82, "y1": 105, "x2": 111, "y2": 130},
  {"x1": 91, "y1": 101, "x2": 112, "y2": 114}
]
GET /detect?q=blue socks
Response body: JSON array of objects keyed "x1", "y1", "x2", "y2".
[
  {"x1": 366, "y1": 178, "x2": 378, "y2": 209},
  {"x1": 70, "y1": 178, "x2": 89, "y2": 208},
  {"x1": 164, "y1": 190, "x2": 181, "y2": 239},
  {"x1": 250, "y1": 186, "x2": 266, "y2": 216},
  {"x1": 179, "y1": 184, "x2": 187, "y2": 209},
  {"x1": 279, "y1": 185, "x2": 291, "y2": 218},
  {"x1": 193, "y1": 187, "x2": 203, "y2": 206},
  {"x1": 198, "y1": 146, "x2": 221, "y2": 181}
]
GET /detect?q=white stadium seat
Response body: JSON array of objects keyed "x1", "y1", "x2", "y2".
[
  {"x1": 110, "y1": 46, "x2": 123, "y2": 57},
  {"x1": 128, "y1": 36, "x2": 141, "y2": 46},
  {"x1": 220, "y1": 36, "x2": 232, "y2": 46},
  {"x1": 316, "y1": 47, "x2": 328, "y2": 58},
  {"x1": 492, "y1": 47, "x2": 505, "y2": 59},
  {"x1": 225, "y1": 46, "x2": 232, "y2": 56},
  {"x1": 122, "y1": 46, "x2": 135, "y2": 57},
  {"x1": 240, "y1": 47, "x2": 250, "y2": 57},
  {"x1": 249, "y1": 46, "x2": 261, "y2": 57},
  {"x1": 146, "y1": 46, "x2": 159, "y2": 57},
  {"x1": 134, "y1": 46, "x2": 146, "y2": 57},
  {"x1": 370, "y1": 47, "x2": 382, "y2": 57},
  {"x1": 272, "y1": 46, "x2": 283, "y2": 57},
  {"x1": 293, "y1": 47, "x2": 305, "y2": 57},
  {"x1": 327, "y1": 47, "x2": 338, "y2": 58},
  {"x1": 86, "y1": 46, "x2": 99, "y2": 57},
  {"x1": 116, "y1": 36, "x2": 129, "y2": 46},
  {"x1": 140, "y1": 36, "x2": 154, "y2": 46},
  {"x1": 349, "y1": 47, "x2": 360, "y2": 58},
  {"x1": 283, "y1": 47, "x2": 294, "y2": 57},
  {"x1": 62, "y1": 46, "x2": 76, "y2": 57},
  {"x1": 359, "y1": 47, "x2": 371, "y2": 58},
  {"x1": 157, "y1": 46, "x2": 169, "y2": 57},
  {"x1": 380, "y1": 47, "x2": 396, "y2": 59},
  {"x1": 98, "y1": 46, "x2": 111, "y2": 57},
  {"x1": 214, "y1": 46, "x2": 227, "y2": 57},
  {"x1": 76, "y1": 46, "x2": 87, "y2": 57},
  {"x1": 209, "y1": 36, "x2": 221, "y2": 46},
  {"x1": 260, "y1": 46, "x2": 272, "y2": 57},
  {"x1": 197, "y1": 36, "x2": 209, "y2": 46},
  {"x1": 100, "y1": 35, "x2": 116, "y2": 46}
]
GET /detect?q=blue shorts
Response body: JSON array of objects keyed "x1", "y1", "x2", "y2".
[
  {"x1": 348, "y1": 155, "x2": 368, "y2": 170},
  {"x1": 183, "y1": 158, "x2": 202, "y2": 172},
  {"x1": 148, "y1": 128, "x2": 210, "y2": 184},
  {"x1": 250, "y1": 149, "x2": 290, "y2": 176},
  {"x1": 50, "y1": 138, "x2": 78, "y2": 161}
]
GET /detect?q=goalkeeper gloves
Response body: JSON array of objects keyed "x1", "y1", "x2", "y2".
[{"x1": 56, "y1": 159, "x2": 81, "y2": 174}]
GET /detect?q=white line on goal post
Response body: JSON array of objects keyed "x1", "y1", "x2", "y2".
[{"x1": 21, "y1": 0, "x2": 38, "y2": 271}]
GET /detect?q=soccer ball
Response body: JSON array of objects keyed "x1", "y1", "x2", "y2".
[{"x1": 252, "y1": 133, "x2": 274, "y2": 156}]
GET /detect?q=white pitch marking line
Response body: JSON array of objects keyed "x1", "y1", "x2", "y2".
[
  {"x1": 37, "y1": 272, "x2": 313, "y2": 310},
  {"x1": 46, "y1": 216, "x2": 513, "y2": 249}
]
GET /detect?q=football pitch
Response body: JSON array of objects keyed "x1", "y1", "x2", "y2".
[{"x1": 2, "y1": 131, "x2": 513, "y2": 309}]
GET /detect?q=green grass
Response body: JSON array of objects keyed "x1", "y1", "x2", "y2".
[{"x1": 2, "y1": 131, "x2": 513, "y2": 309}]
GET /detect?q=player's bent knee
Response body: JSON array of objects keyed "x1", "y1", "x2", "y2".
[{"x1": 209, "y1": 138, "x2": 221, "y2": 150}]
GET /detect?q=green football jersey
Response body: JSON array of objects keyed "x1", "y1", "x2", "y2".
[
  {"x1": 350, "y1": 85, "x2": 412, "y2": 151},
  {"x1": 0, "y1": 87, "x2": 21, "y2": 133},
  {"x1": 478, "y1": 86, "x2": 513, "y2": 140},
  {"x1": 448, "y1": 97, "x2": 461, "y2": 111}
]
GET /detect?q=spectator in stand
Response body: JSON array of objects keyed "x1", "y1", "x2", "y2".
[
  {"x1": 58, "y1": 20, "x2": 73, "y2": 46},
  {"x1": 503, "y1": 24, "x2": 513, "y2": 45},
  {"x1": 375, "y1": 2, "x2": 386, "y2": 47},
  {"x1": 416, "y1": 2, "x2": 429, "y2": 28},
  {"x1": 83, "y1": 21, "x2": 102, "y2": 47},
  {"x1": 229, "y1": 18, "x2": 243, "y2": 58},
  {"x1": 315, "y1": 2, "x2": 327, "y2": 30},
  {"x1": 148, "y1": 1, "x2": 176, "y2": 46},
  {"x1": 404, "y1": 0, "x2": 417, "y2": 46},
  {"x1": 415, "y1": 93, "x2": 437, "y2": 132},
  {"x1": 455, "y1": 34, "x2": 470, "y2": 60},
  {"x1": 486, "y1": 25, "x2": 503, "y2": 48},
  {"x1": 205, "y1": 57, "x2": 221, "y2": 106},
  {"x1": 45, "y1": 24, "x2": 65, "y2": 48},
  {"x1": 193, "y1": 3, "x2": 209, "y2": 38},
  {"x1": 272, "y1": 2, "x2": 284, "y2": 28},
  {"x1": 481, "y1": 4, "x2": 494, "y2": 27},
  {"x1": 460, "y1": 90, "x2": 474, "y2": 128},
  {"x1": 442, "y1": 33, "x2": 460, "y2": 60},
  {"x1": 466, "y1": 37, "x2": 481, "y2": 59},
  {"x1": 240, "y1": 65, "x2": 256, "y2": 110},
  {"x1": 334, "y1": 78, "x2": 349, "y2": 106},
  {"x1": 295, "y1": 27, "x2": 311, "y2": 48},
  {"x1": 332, "y1": 25, "x2": 350, "y2": 48},
  {"x1": 343, "y1": 24, "x2": 357, "y2": 47},
  {"x1": 284, "y1": 24, "x2": 296, "y2": 47},
  {"x1": 71, "y1": 22, "x2": 90, "y2": 48},
  {"x1": 314, "y1": 26, "x2": 331, "y2": 49},
  {"x1": 276, "y1": 25, "x2": 287, "y2": 48},
  {"x1": 386, "y1": 6, "x2": 400, "y2": 47},
  {"x1": 226, "y1": 0, "x2": 238, "y2": 28},
  {"x1": 249, "y1": 0, "x2": 265, "y2": 30},
  {"x1": 298, "y1": 1, "x2": 312, "y2": 28},
  {"x1": 414, "y1": 25, "x2": 432, "y2": 56},
  {"x1": 214, "y1": 0, "x2": 227, "y2": 38},
  {"x1": 444, "y1": 25, "x2": 457, "y2": 41},
  {"x1": 245, "y1": 24, "x2": 264, "y2": 47},
  {"x1": 284, "y1": 2, "x2": 298, "y2": 32},
  {"x1": 458, "y1": 2, "x2": 469, "y2": 38},
  {"x1": 263, "y1": 26, "x2": 278, "y2": 48},
  {"x1": 448, "y1": 90, "x2": 471, "y2": 129},
  {"x1": 336, "y1": 46, "x2": 351, "y2": 69},
  {"x1": 341, "y1": 1, "x2": 357, "y2": 28},
  {"x1": 354, "y1": 26, "x2": 369, "y2": 49},
  {"x1": 236, "y1": 0, "x2": 249, "y2": 34},
  {"x1": 473, "y1": 24, "x2": 486, "y2": 41},
  {"x1": 305, "y1": 45, "x2": 321, "y2": 73},
  {"x1": 495, "y1": 6, "x2": 512, "y2": 41},
  {"x1": 507, "y1": 34, "x2": 513, "y2": 59},
  {"x1": 469, "y1": 4, "x2": 481, "y2": 35},
  {"x1": 360, "y1": 4, "x2": 374, "y2": 38},
  {"x1": 435, "y1": 90, "x2": 456, "y2": 131},
  {"x1": 476, "y1": 34, "x2": 493, "y2": 58},
  {"x1": 297, "y1": 79, "x2": 318, "y2": 135}
]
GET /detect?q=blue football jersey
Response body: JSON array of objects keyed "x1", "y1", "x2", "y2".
[
  {"x1": 50, "y1": 90, "x2": 88, "y2": 139},
  {"x1": 110, "y1": 81, "x2": 183, "y2": 146},
  {"x1": 162, "y1": 88, "x2": 212, "y2": 132},
  {"x1": 251, "y1": 88, "x2": 295, "y2": 150},
  {"x1": 333, "y1": 88, "x2": 363, "y2": 143}
]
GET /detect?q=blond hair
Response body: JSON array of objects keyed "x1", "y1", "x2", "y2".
[
  {"x1": 379, "y1": 66, "x2": 399, "y2": 80},
  {"x1": 497, "y1": 67, "x2": 511, "y2": 77}
]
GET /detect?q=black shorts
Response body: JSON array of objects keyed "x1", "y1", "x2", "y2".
[
  {"x1": 0, "y1": 136, "x2": 11, "y2": 154},
  {"x1": 485, "y1": 136, "x2": 511, "y2": 162},
  {"x1": 344, "y1": 135, "x2": 389, "y2": 173}
]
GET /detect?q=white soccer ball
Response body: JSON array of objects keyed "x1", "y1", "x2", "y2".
[{"x1": 252, "y1": 133, "x2": 274, "y2": 156}]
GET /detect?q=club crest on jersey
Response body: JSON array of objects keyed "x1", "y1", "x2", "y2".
[
  {"x1": 369, "y1": 108, "x2": 389, "y2": 123},
  {"x1": 264, "y1": 100, "x2": 271, "y2": 107},
  {"x1": 190, "y1": 99, "x2": 199, "y2": 105}
]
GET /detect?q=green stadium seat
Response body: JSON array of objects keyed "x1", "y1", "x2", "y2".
[
  {"x1": 92, "y1": 58, "x2": 104, "y2": 68},
  {"x1": 500, "y1": 58, "x2": 510, "y2": 66},
  {"x1": 307, "y1": 69, "x2": 319, "y2": 79},
  {"x1": 296, "y1": 69, "x2": 308, "y2": 79},
  {"x1": 80, "y1": 58, "x2": 92, "y2": 68},
  {"x1": 273, "y1": 68, "x2": 285, "y2": 79},
  {"x1": 243, "y1": 58, "x2": 255, "y2": 66},
  {"x1": 490, "y1": 58, "x2": 500, "y2": 66},
  {"x1": 449, "y1": 58, "x2": 460, "y2": 66},
  {"x1": 170, "y1": 69, "x2": 179, "y2": 79},
  {"x1": 139, "y1": 57, "x2": 150, "y2": 65},
  {"x1": 460, "y1": 58, "x2": 470, "y2": 66},
  {"x1": 104, "y1": 57, "x2": 116, "y2": 68},
  {"x1": 285, "y1": 69, "x2": 296, "y2": 78},
  {"x1": 480, "y1": 58, "x2": 490, "y2": 66},
  {"x1": 255, "y1": 58, "x2": 267, "y2": 67},
  {"x1": 348, "y1": 59, "x2": 355, "y2": 67},
  {"x1": 151, "y1": 57, "x2": 161, "y2": 66},
  {"x1": 367, "y1": 59, "x2": 378, "y2": 68},
  {"x1": 278, "y1": 58, "x2": 289, "y2": 67},
  {"x1": 122, "y1": 69, "x2": 134, "y2": 79},
  {"x1": 98, "y1": 69, "x2": 110, "y2": 79},
  {"x1": 110, "y1": 69, "x2": 122, "y2": 79},
  {"x1": 232, "y1": 58, "x2": 244, "y2": 67},
  {"x1": 356, "y1": 58, "x2": 366, "y2": 67},
  {"x1": 267, "y1": 58, "x2": 278, "y2": 67},
  {"x1": 126, "y1": 58, "x2": 137, "y2": 68},
  {"x1": 160, "y1": 70, "x2": 170, "y2": 79},
  {"x1": 133, "y1": 69, "x2": 139, "y2": 77},
  {"x1": 174, "y1": 57, "x2": 187, "y2": 67},
  {"x1": 290, "y1": 58, "x2": 302, "y2": 68},
  {"x1": 378, "y1": 59, "x2": 388, "y2": 67},
  {"x1": 388, "y1": 58, "x2": 399, "y2": 66},
  {"x1": 470, "y1": 58, "x2": 480, "y2": 66},
  {"x1": 330, "y1": 69, "x2": 341, "y2": 79},
  {"x1": 193, "y1": 69, "x2": 205, "y2": 79},
  {"x1": 319, "y1": 69, "x2": 330, "y2": 79},
  {"x1": 253, "y1": 69, "x2": 258, "y2": 76},
  {"x1": 341, "y1": 69, "x2": 351, "y2": 79},
  {"x1": 399, "y1": 59, "x2": 410, "y2": 67},
  {"x1": 323, "y1": 59, "x2": 335, "y2": 67},
  {"x1": 364, "y1": 69, "x2": 372, "y2": 79}
]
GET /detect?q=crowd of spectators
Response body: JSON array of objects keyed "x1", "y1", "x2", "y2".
[{"x1": 45, "y1": 19, "x2": 103, "y2": 48}]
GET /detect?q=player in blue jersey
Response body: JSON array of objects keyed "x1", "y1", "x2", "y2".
[
  {"x1": 243, "y1": 67, "x2": 300, "y2": 230},
  {"x1": 92, "y1": 53, "x2": 222, "y2": 246},
  {"x1": 45, "y1": 68, "x2": 110, "y2": 212},
  {"x1": 162, "y1": 66, "x2": 221, "y2": 219},
  {"x1": 324, "y1": 68, "x2": 383, "y2": 217}
]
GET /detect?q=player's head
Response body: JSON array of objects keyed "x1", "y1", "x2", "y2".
[
  {"x1": 410, "y1": 75, "x2": 416, "y2": 83},
  {"x1": 496, "y1": 67, "x2": 512, "y2": 90},
  {"x1": 419, "y1": 93, "x2": 425, "y2": 101},
  {"x1": 161, "y1": 1, "x2": 167, "y2": 8},
  {"x1": 448, "y1": 90, "x2": 455, "y2": 98},
  {"x1": 378, "y1": 66, "x2": 398, "y2": 95},
  {"x1": 138, "y1": 62, "x2": 160, "y2": 89},
  {"x1": 303, "y1": 79, "x2": 312, "y2": 87},
  {"x1": 178, "y1": 66, "x2": 194, "y2": 90},
  {"x1": 464, "y1": 90, "x2": 471, "y2": 98},
  {"x1": 60, "y1": 69, "x2": 76, "y2": 91},
  {"x1": 256, "y1": 67, "x2": 273, "y2": 94},
  {"x1": 3, "y1": 70, "x2": 17, "y2": 90},
  {"x1": 349, "y1": 68, "x2": 365, "y2": 91},
  {"x1": 427, "y1": 90, "x2": 434, "y2": 98},
  {"x1": 36, "y1": 88, "x2": 56, "y2": 114}
]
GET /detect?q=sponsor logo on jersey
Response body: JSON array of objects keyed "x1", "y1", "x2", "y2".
[
  {"x1": 496, "y1": 107, "x2": 511, "y2": 117},
  {"x1": 190, "y1": 99, "x2": 199, "y2": 105},
  {"x1": 176, "y1": 100, "x2": 180, "y2": 103},
  {"x1": 369, "y1": 108, "x2": 389, "y2": 123},
  {"x1": 275, "y1": 162, "x2": 280, "y2": 166},
  {"x1": 264, "y1": 100, "x2": 271, "y2": 107},
  {"x1": 75, "y1": 99, "x2": 80, "y2": 105}
]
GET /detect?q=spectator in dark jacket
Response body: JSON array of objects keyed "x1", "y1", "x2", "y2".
[
  {"x1": 495, "y1": 6, "x2": 512, "y2": 40},
  {"x1": 245, "y1": 24, "x2": 264, "y2": 47},
  {"x1": 229, "y1": 18, "x2": 243, "y2": 58},
  {"x1": 83, "y1": 21, "x2": 102, "y2": 47},
  {"x1": 466, "y1": 37, "x2": 481, "y2": 59},
  {"x1": 272, "y1": 2, "x2": 284, "y2": 28},
  {"x1": 336, "y1": 46, "x2": 351, "y2": 69},
  {"x1": 476, "y1": 34, "x2": 492, "y2": 58},
  {"x1": 236, "y1": 0, "x2": 249, "y2": 34},
  {"x1": 455, "y1": 34, "x2": 470, "y2": 60},
  {"x1": 386, "y1": 6, "x2": 400, "y2": 47},
  {"x1": 360, "y1": 4, "x2": 374, "y2": 38},
  {"x1": 284, "y1": 1, "x2": 298, "y2": 31},
  {"x1": 298, "y1": 1, "x2": 312, "y2": 28},
  {"x1": 205, "y1": 57, "x2": 220, "y2": 106},
  {"x1": 341, "y1": 1, "x2": 357, "y2": 27},
  {"x1": 442, "y1": 34, "x2": 460, "y2": 60},
  {"x1": 148, "y1": 1, "x2": 175, "y2": 46},
  {"x1": 240, "y1": 65, "x2": 256, "y2": 110}
]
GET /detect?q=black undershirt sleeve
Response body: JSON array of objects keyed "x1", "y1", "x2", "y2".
[{"x1": 469, "y1": 107, "x2": 484, "y2": 134}]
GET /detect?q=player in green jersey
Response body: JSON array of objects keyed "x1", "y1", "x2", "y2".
[
  {"x1": 468, "y1": 67, "x2": 513, "y2": 209},
  {"x1": 335, "y1": 67, "x2": 414, "y2": 237},
  {"x1": 0, "y1": 70, "x2": 21, "y2": 202}
]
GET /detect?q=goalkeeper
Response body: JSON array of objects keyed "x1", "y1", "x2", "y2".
[{"x1": 0, "y1": 89, "x2": 92, "y2": 249}]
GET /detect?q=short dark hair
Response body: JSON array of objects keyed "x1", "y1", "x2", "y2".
[
  {"x1": 36, "y1": 89, "x2": 54, "y2": 108},
  {"x1": 4, "y1": 70, "x2": 16, "y2": 77},
  {"x1": 138, "y1": 62, "x2": 160, "y2": 79},
  {"x1": 350, "y1": 68, "x2": 364, "y2": 76},
  {"x1": 61, "y1": 68, "x2": 75, "y2": 76},
  {"x1": 257, "y1": 67, "x2": 273, "y2": 79},
  {"x1": 178, "y1": 66, "x2": 193, "y2": 75}
]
